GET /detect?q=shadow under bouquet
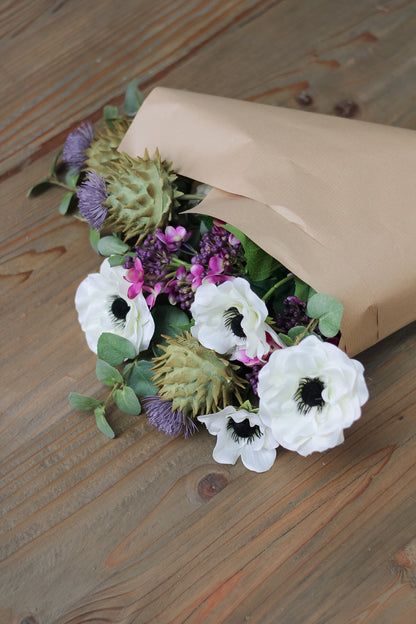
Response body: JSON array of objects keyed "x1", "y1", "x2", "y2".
[{"x1": 31, "y1": 84, "x2": 416, "y2": 472}]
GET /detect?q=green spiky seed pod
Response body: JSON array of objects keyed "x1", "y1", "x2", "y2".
[
  {"x1": 102, "y1": 148, "x2": 182, "y2": 244},
  {"x1": 152, "y1": 332, "x2": 246, "y2": 418},
  {"x1": 84, "y1": 120, "x2": 130, "y2": 176}
]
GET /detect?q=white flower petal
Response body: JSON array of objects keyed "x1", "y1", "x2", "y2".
[
  {"x1": 258, "y1": 336, "x2": 369, "y2": 455},
  {"x1": 198, "y1": 406, "x2": 278, "y2": 472},
  {"x1": 75, "y1": 258, "x2": 155, "y2": 355},
  {"x1": 190, "y1": 277, "x2": 280, "y2": 360}
]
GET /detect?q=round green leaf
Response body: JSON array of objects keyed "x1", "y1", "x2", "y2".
[
  {"x1": 69, "y1": 392, "x2": 102, "y2": 411},
  {"x1": 306, "y1": 293, "x2": 343, "y2": 338},
  {"x1": 97, "y1": 333, "x2": 136, "y2": 366},
  {"x1": 94, "y1": 406, "x2": 115, "y2": 438},
  {"x1": 125, "y1": 360, "x2": 158, "y2": 396},
  {"x1": 59, "y1": 192, "x2": 74, "y2": 215},
  {"x1": 96, "y1": 359, "x2": 123, "y2": 386},
  {"x1": 114, "y1": 386, "x2": 141, "y2": 415},
  {"x1": 89, "y1": 227, "x2": 101, "y2": 254},
  {"x1": 97, "y1": 235, "x2": 129, "y2": 256}
]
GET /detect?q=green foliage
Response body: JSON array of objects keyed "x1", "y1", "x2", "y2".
[
  {"x1": 97, "y1": 332, "x2": 136, "y2": 366},
  {"x1": 89, "y1": 227, "x2": 101, "y2": 254},
  {"x1": 152, "y1": 304, "x2": 190, "y2": 356},
  {"x1": 114, "y1": 386, "x2": 141, "y2": 415},
  {"x1": 96, "y1": 359, "x2": 123, "y2": 386},
  {"x1": 59, "y1": 192, "x2": 74, "y2": 215},
  {"x1": 123, "y1": 79, "x2": 144, "y2": 116},
  {"x1": 124, "y1": 360, "x2": 158, "y2": 396},
  {"x1": 27, "y1": 178, "x2": 53, "y2": 197},
  {"x1": 224, "y1": 224, "x2": 280, "y2": 280},
  {"x1": 103, "y1": 105, "x2": 119, "y2": 128},
  {"x1": 294, "y1": 276, "x2": 316, "y2": 302},
  {"x1": 68, "y1": 392, "x2": 102, "y2": 411},
  {"x1": 97, "y1": 234, "x2": 130, "y2": 256},
  {"x1": 306, "y1": 293, "x2": 343, "y2": 337},
  {"x1": 65, "y1": 168, "x2": 80, "y2": 188},
  {"x1": 94, "y1": 406, "x2": 115, "y2": 438}
]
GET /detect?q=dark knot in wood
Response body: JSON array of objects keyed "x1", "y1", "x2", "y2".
[{"x1": 197, "y1": 472, "x2": 229, "y2": 500}]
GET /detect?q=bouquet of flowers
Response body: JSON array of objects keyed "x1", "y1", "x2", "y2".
[{"x1": 32, "y1": 81, "x2": 400, "y2": 473}]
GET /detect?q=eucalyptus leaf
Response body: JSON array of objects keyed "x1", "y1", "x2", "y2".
[
  {"x1": 125, "y1": 360, "x2": 158, "y2": 396},
  {"x1": 69, "y1": 392, "x2": 102, "y2": 411},
  {"x1": 96, "y1": 359, "x2": 123, "y2": 386},
  {"x1": 97, "y1": 235, "x2": 129, "y2": 256},
  {"x1": 288, "y1": 326, "x2": 308, "y2": 339},
  {"x1": 27, "y1": 178, "x2": 52, "y2": 197},
  {"x1": 49, "y1": 149, "x2": 63, "y2": 176},
  {"x1": 89, "y1": 227, "x2": 101, "y2": 254},
  {"x1": 94, "y1": 406, "x2": 115, "y2": 438},
  {"x1": 59, "y1": 192, "x2": 74, "y2": 215},
  {"x1": 108, "y1": 254, "x2": 130, "y2": 267},
  {"x1": 279, "y1": 333, "x2": 294, "y2": 346},
  {"x1": 123, "y1": 79, "x2": 144, "y2": 116},
  {"x1": 65, "y1": 168, "x2": 80, "y2": 188},
  {"x1": 306, "y1": 293, "x2": 343, "y2": 338},
  {"x1": 114, "y1": 386, "x2": 141, "y2": 415},
  {"x1": 97, "y1": 332, "x2": 136, "y2": 366},
  {"x1": 103, "y1": 104, "x2": 119, "y2": 121}
]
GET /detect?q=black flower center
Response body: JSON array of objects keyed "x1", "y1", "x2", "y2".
[
  {"x1": 223, "y1": 306, "x2": 246, "y2": 338},
  {"x1": 294, "y1": 377, "x2": 325, "y2": 415},
  {"x1": 110, "y1": 296, "x2": 130, "y2": 322},
  {"x1": 227, "y1": 417, "x2": 262, "y2": 443}
]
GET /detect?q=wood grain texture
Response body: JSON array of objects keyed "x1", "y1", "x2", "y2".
[{"x1": 0, "y1": 1, "x2": 415, "y2": 623}]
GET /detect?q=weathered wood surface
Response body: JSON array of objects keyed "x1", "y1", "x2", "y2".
[{"x1": 1, "y1": 1, "x2": 415, "y2": 623}]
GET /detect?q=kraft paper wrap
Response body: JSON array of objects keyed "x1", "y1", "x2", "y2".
[{"x1": 119, "y1": 87, "x2": 416, "y2": 356}]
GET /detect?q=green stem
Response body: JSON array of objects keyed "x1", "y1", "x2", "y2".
[
  {"x1": 293, "y1": 318, "x2": 319, "y2": 345},
  {"x1": 180, "y1": 194, "x2": 206, "y2": 201},
  {"x1": 49, "y1": 176, "x2": 77, "y2": 192},
  {"x1": 262, "y1": 274, "x2": 294, "y2": 302},
  {"x1": 170, "y1": 257, "x2": 193, "y2": 270}
]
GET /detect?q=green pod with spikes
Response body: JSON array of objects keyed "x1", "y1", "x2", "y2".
[
  {"x1": 152, "y1": 332, "x2": 247, "y2": 418},
  {"x1": 84, "y1": 120, "x2": 130, "y2": 176},
  {"x1": 102, "y1": 149, "x2": 182, "y2": 244}
]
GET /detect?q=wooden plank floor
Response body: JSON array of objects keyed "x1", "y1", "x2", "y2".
[{"x1": 1, "y1": 1, "x2": 415, "y2": 623}]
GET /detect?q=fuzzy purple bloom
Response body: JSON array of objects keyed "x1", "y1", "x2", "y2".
[
  {"x1": 62, "y1": 122, "x2": 93, "y2": 171},
  {"x1": 142, "y1": 396, "x2": 198, "y2": 438},
  {"x1": 77, "y1": 170, "x2": 108, "y2": 230}
]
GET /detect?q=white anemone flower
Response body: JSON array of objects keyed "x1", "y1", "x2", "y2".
[
  {"x1": 75, "y1": 258, "x2": 155, "y2": 355},
  {"x1": 198, "y1": 406, "x2": 278, "y2": 473},
  {"x1": 257, "y1": 335, "x2": 369, "y2": 456},
  {"x1": 190, "y1": 277, "x2": 279, "y2": 360}
]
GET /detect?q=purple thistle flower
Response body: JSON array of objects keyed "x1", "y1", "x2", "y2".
[
  {"x1": 77, "y1": 170, "x2": 108, "y2": 230},
  {"x1": 142, "y1": 396, "x2": 198, "y2": 438},
  {"x1": 62, "y1": 122, "x2": 93, "y2": 171}
]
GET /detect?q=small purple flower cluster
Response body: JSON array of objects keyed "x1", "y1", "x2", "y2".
[
  {"x1": 125, "y1": 231, "x2": 175, "y2": 288},
  {"x1": 167, "y1": 225, "x2": 244, "y2": 310},
  {"x1": 192, "y1": 225, "x2": 242, "y2": 273},
  {"x1": 275, "y1": 296, "x2": 310, "y2": 332}
]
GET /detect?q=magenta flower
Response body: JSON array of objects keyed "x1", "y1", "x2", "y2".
[
  {"x1": 124, "y1": 257, "x2": 145, "y2": 299},
  {"x1": 144, "y1": 283, "x2": 161, "y2": 309},
  {"x1": 156, "y1": 225, "x2": 189, "y2": 251}
]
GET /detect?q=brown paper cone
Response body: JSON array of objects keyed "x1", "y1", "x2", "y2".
[{"x1": 119, "y1": 87, "x2": 416, "y2": 356}]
